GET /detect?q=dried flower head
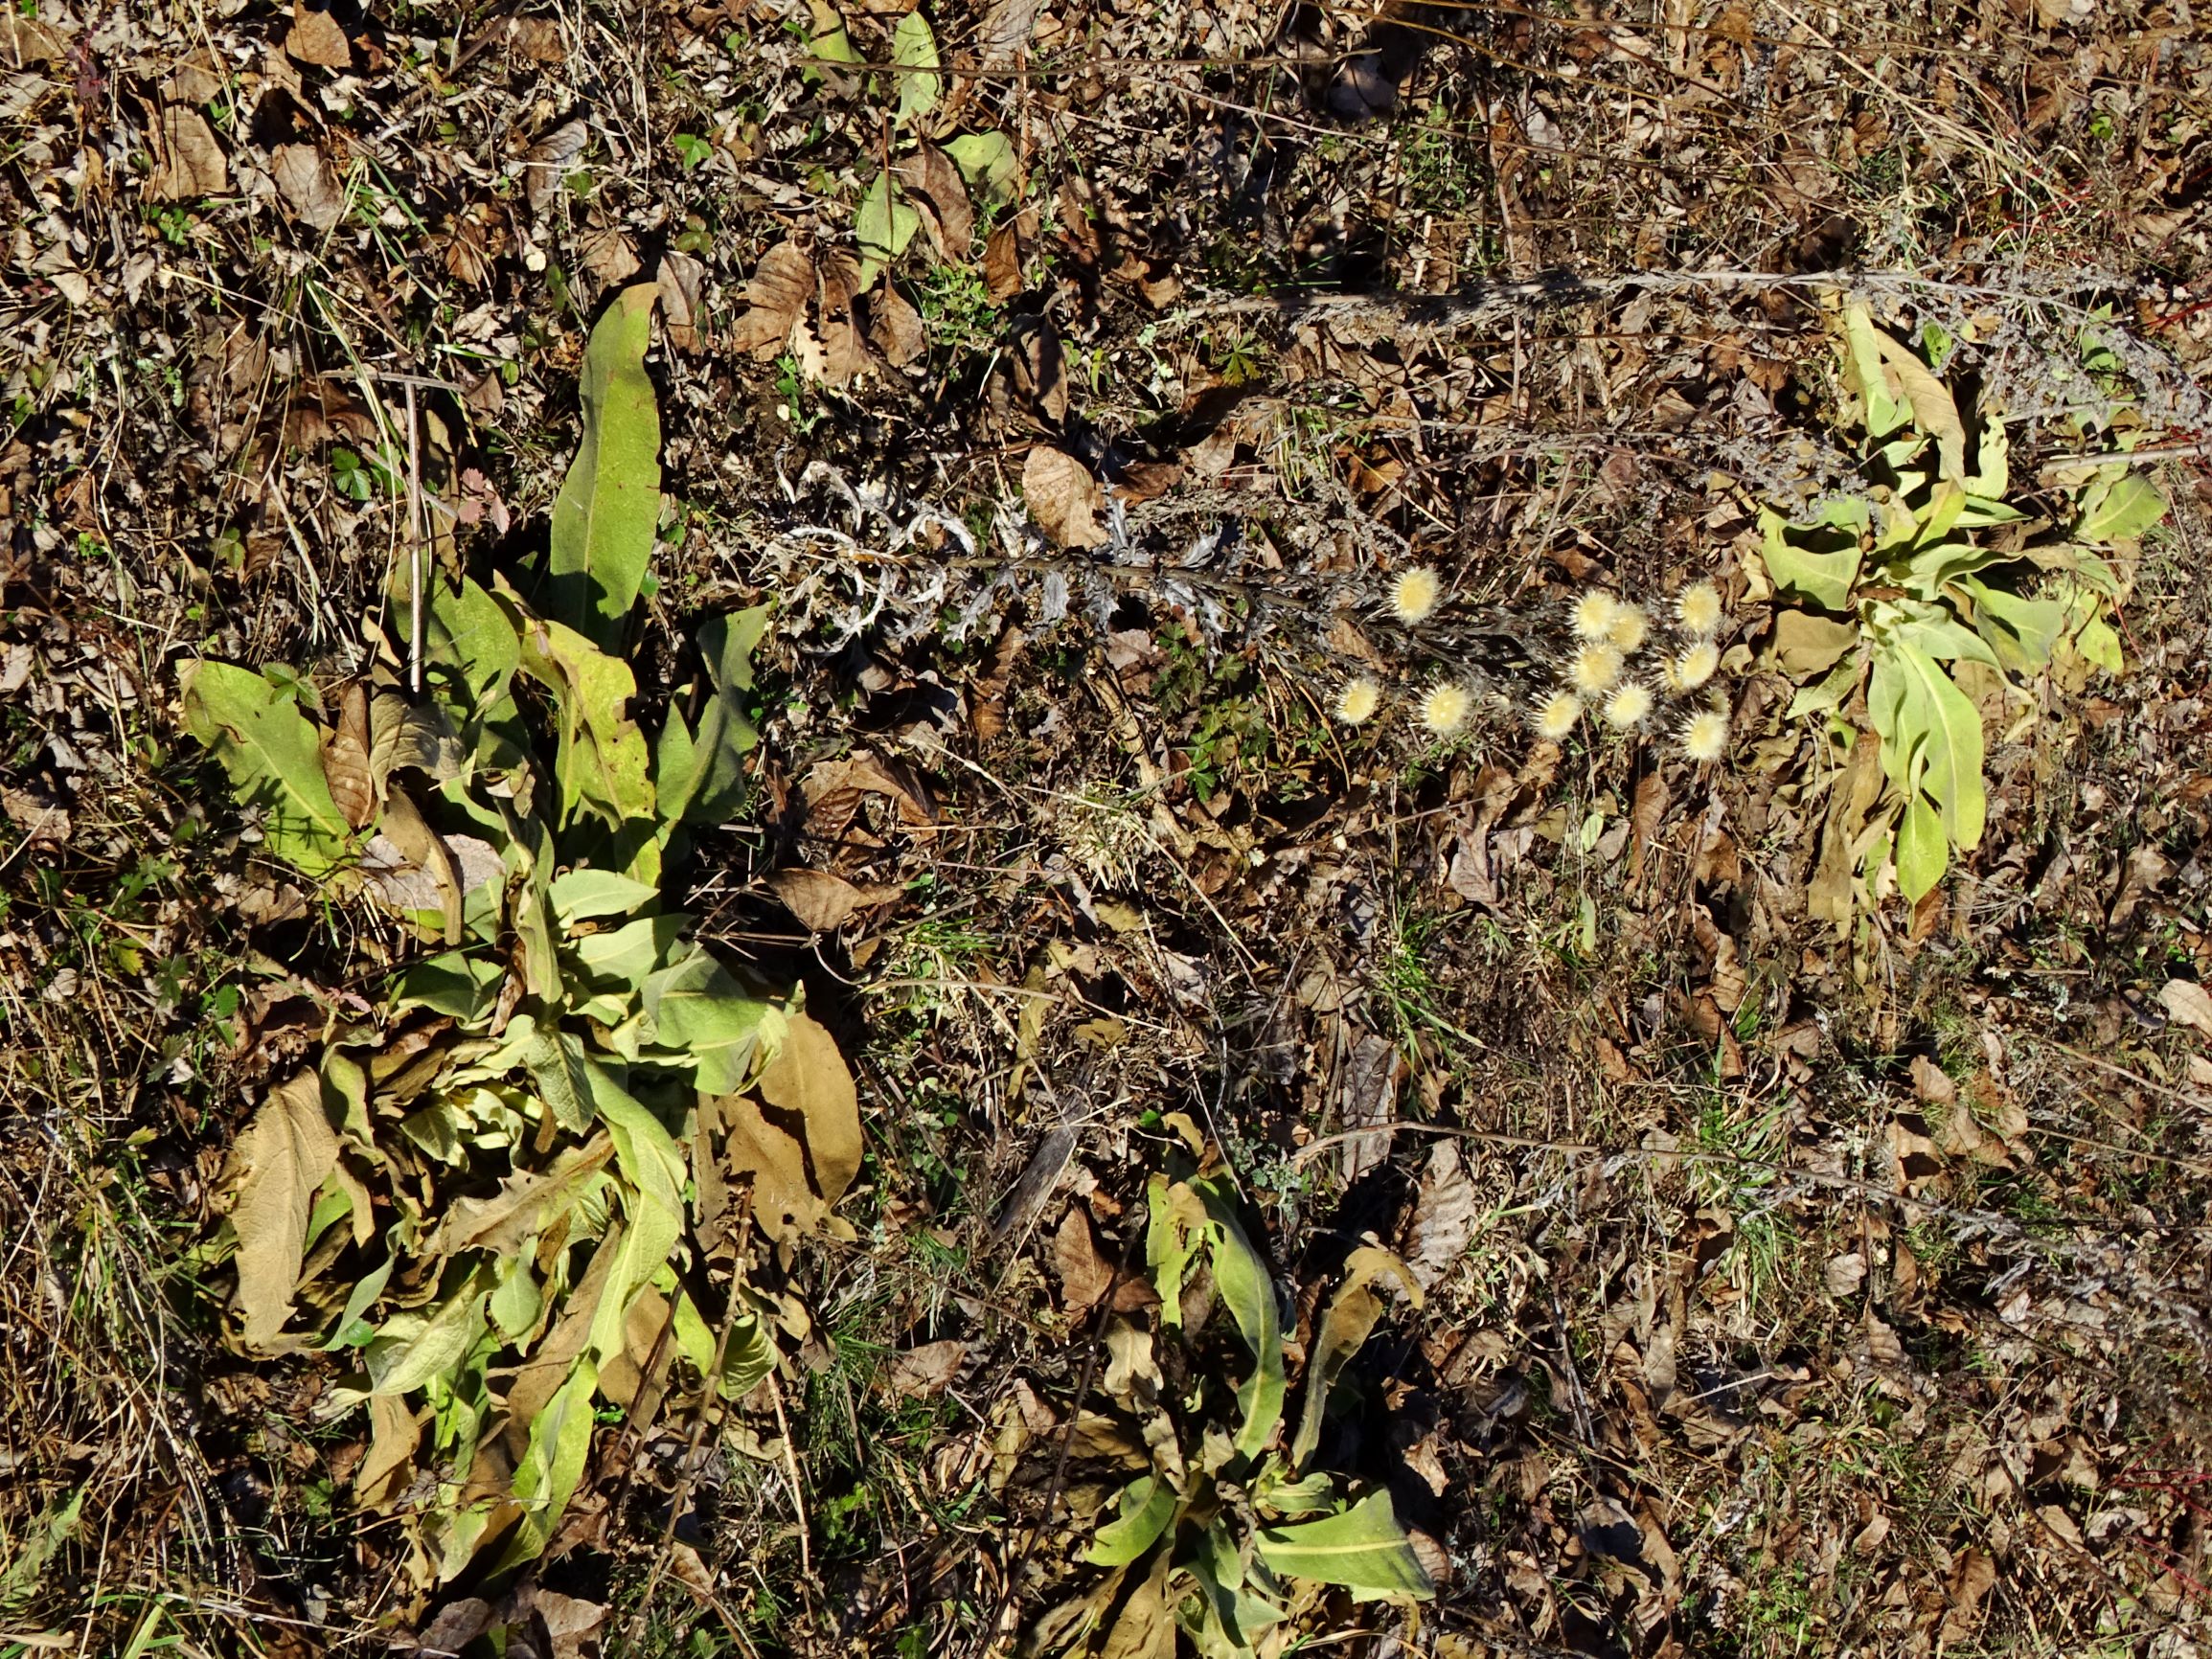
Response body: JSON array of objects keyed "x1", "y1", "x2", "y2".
[
  {"x1": 1603, "y1": 681, "x2": 1654, "y2": 730},
  {"x1": 1675, "y1": 639, "x2": 1721, "y2": 690},
  {"x1": 1567, "y1": 644, "x2": 1625, "y2": 694},
  {"x1": 1534, "y1": 692, "x2": 1582, "y2": 739},
  {"x1": 1676, "y1": 580, "x2": 1723, "y2": 636},
  {"x1": 1392, "y1": 567, "x2": 1443, "y2": 626},
  {"x1": 1607, "y1": 603, "x2": 1650, "y2": 653},
  {"x1": 1680, "y1": 706, "x2": 1729, "y2": 761},
  {"x1": 1421, "y1": 681, "x2": 1472, "y2": 737},
  {"x1": 1571, "y1": 589, "x2": 1622, "y2": 642},
  {"x1": 1334, "y1": 676, "x2": 1382, "y2": 725}
]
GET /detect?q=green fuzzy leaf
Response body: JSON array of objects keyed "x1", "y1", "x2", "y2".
[
  {"x1": 515, "y1": 609, "x2": 657, "y2": 861},
  {"x1": 1867, "y1": 635, "x2": 1986, "y2": 851},
  {"x1": 550, "y1": 868, "x2": 661, "y2": 928},
  {"x1": 1895, "y1": 793, "x2": 1948, "y2": 904},
  {"x1": 1837, "y1": 301, "x2": 1909, "y2": 441},
  {"x1": 1759, "y1": 503, "x2": 1865, "y2": 612},
  {"x1": 393, "y1": 951, "x2": 505, "y2": 1021},
  {"x1": 547, "y1": 283, "x2": 661, "y2": 648},
  {"x1": 180, "y1": 661, "x2": 353, "y2": 877},
  {"x1": 854, "y1": 172, "x2": 922, "y2": 292},
  {"x1": 524, "y1": 1026, "x2": 598, "y2": 1134},
  {"x1": 655, "y1": 605, "x2": 768, "y2": 829},
  {"x1": 1254, "y1": 1490, "x2": 1435, "y2": 1600},
  {"x1": 1087, "y1": 1475, "x2": 1179, "y2": 1568},
  {"x1": 643, "y1": 944, "x2": 779, "y2": 1095},
  {"x1": 1196, "y1": 1181, "x2": 1286, "y2": 1461},
  {"x1": 495, "y1": 1355, "x2": 600, "y2": 1571},
  {"x1": 2072, "y1": 471, "x2": 2166, "y2": 545},
  {"x1": 422, "y1": 575, "x2": 520, "y2": 714},
  {"x1": 1145, "y1": 1171, "x2": 1202, "y2": 1329},
  {"x1": 942, "y1": 130, "x2": 1017, "y2": 208},
  {"x1": 892, "y1": 11, "x2": 942, "y2": 125},
  {"x1": 1958, "y1": 577, "x2": 2065, "y2": 673},
  {"x1": 365, "y1": 1265, "x2": 491, "y2": 1397}
]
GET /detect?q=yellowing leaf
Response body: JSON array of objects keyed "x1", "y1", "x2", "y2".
[
  {"x1": 1195, "y1": 1181, "x2": 1286, "y2": 1460},
  {"x1": 547, "y1": 282, "x2": 660, "y2": 648},
  {"x1": 495, "y1": 1356, "x2": 601, "y2": 1571},
  {"x1": 224, "y1": 1071, "x2": 341, "y2": 1349},
  {"x1": 1868, "y1": 634, "x2": 1986, "y2": 852},
  {"x1": 1758, "y1": 502, "x2": 1863, "y2": 612},
  {"x1": 515, "y1": 608, "x2": 657, "y2": 849},
  {"x1": 181, "y1": 662, "x2": 353, "y2": 877}
]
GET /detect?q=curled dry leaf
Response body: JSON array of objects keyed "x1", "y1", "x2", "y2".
[
  {"x1": 1022, "y1": 445, "x2": 1107, "y2": 550},
  {"x1": 810, "y1": 252, "x2": 869, "y2": 387},
  {"x1": 322, "y1": 681, "x2": 376, "y2": 830},
  {"x1": 731, "y1": 241, "x2": 813, "y2": 358},
  {"x1": 2157, "y1": 978, "x2": 2212, "y2": 1037},
  {"x1": 870, "y1": 281, "x2": 928, "y2": 368},
  {"x1": 522, "y1": 120, "x2": 589, "y2": 213},
  {"x1": 1052, "y1": 1206, "x2": 1114, "y2": 1314},
  {"x1": 657, "y1": 251, "x2": 706, "y2": 352},
  {"x1": 894, "y1": 144, "x2": 973, "y2": 258}
]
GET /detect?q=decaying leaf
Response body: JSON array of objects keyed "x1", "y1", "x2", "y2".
[
  {"x1": 1403, "y1": 1141, "x2": 1478, "y2": 1291},
  {"x1": 285, "y1": 0, "x2": 353, "y2": 66},
  {"x1": 1023, "y1": 445, "x2": 1107, "y2": 549},
  {"x1": 223, "y1": 1071, "x2": 340, "y2": 1349},
  {"x1": 2158, "y1": 978, "x2": 2212, "y2": 1037},
  {"x1": 895, "y1": 145, "x2": 974, "y2": 259},
  {"x1": 871, "y1": 281, "x2": 928, "y2": 368},
  {"x1": 720, "y1": 1010, "x2": 860, "y2": 1245},
  {"x1": 147, "y1": 106, "x2": 226, "y2": 201},
  {"x1": 270, "y1": 143, "x2": 347, "y2": 233},
  {"x1": 983, "y1": 220, "x2": 1023, "y2": 301},
  {"x1": 886, "y1": 1339, "x2": 967, "y2": 1399},
  {"x1": 768, "y1": 867, "x2": 899, "y2": 933},
  {"x1": 1052, "y1": 1206, "x2": 1115, "y2": 1314},
  {"x1": 731, "y1": 242, "x2": 814, "y2": 357}
]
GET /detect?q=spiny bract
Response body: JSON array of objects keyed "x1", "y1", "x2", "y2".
[{"x1": 1392, "y1": 567, "x2": 1443, "y2": 626}]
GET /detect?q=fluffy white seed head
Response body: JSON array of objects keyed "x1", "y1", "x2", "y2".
[
  {"x1": 1676, "y1": 580, "x2": 1723, "y2": 636},
  {"x1": 1534, "y1": 692, "x2": 1582, "y2": 739},
  {"x1": 1571, "y1": 589, "x2": 1621, "y2": 642},
  {"x1": 1603, "y1": 681, "x2": 1654, "y2": 730},
  {"x1": 1334, "y1": 676, "x2": 1382, "y2": 725},
  {"x1": 1607, "y1": 603, "x2": 1650, "y2": 654},
  {"x1": 1420, "y1": 681, "x2": 1472, "y2": 736},
  {"x1": 1392, "y1": 567, "x2": 1443, "y2": 626},
  {"x1": 1675, "y1": 639, "x2": 1721, "y2": 690},
  {"x1": 1680, "y1": 706, "x2": 1729, "y2": 762},
  {"x1": 1567, "y1": 644, "x2": 1624, "y2": 695}
]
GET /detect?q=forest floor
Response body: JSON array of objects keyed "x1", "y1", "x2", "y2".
[{"x1": 6, "y1": 0, "x2": 2212, "y2": 1654}]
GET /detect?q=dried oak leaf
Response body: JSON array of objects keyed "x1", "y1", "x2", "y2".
[
  {"x1": 1403, "y1": 1140, "x2": 1478, "y2": 1290},
  {"x1": 730, "y1": 241, "x2": 813, "y2": 358},
  {"x1": 805, "y1": 252, "x2": 869, "y2": 388},
  {"x1": 886, "y1": 1340, "x2": 967, "y2": 1400},
  {"x1": 1021, "y1": 445, "x2": 1106, "y2": 549},
  {"x1": 522, "y1": 119, "x2": 588, "y2": 213},
  {"x1": 1051, "y1": 1207, "x2": 1113, "y2": 1314},
  {"x1": 580, "y1": 224, "x2": 640, "y2": 286},
  {"x1": 657, "y1": 250, "x2": 706, "y2": 352},
  {"x1": 147, "y1": 106, "x2": 227, "y2": 202},
  {"x1": 2158, "y1": 978, "x2": 2212, "y2": 1037}
]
